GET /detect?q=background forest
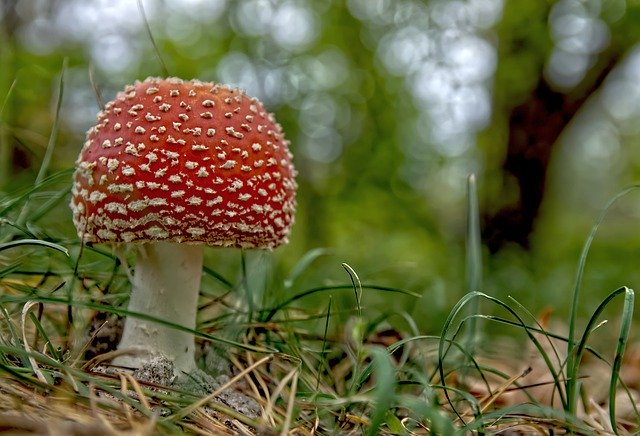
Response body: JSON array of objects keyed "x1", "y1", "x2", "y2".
[{"x1": 3, "y1": 0, "x2": 640, "y2": 335}]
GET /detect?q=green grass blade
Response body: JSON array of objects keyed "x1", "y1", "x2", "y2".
[
  {"x1": 284, "y1": 247, "x2": 330, "y2": 289},
  {"x1": 137, "y1": 0, "x2": 169, "y2": 76},
  {"x1": 0, "y1": 77, "x2": 18, "y2": 190},
  {"x1": 22, "y1": 187, "x2": 70, "y2": 224},
  {"x1": 262, "y1": 284, "x2": 420, "y2": 322},
  {"x1": 464, "y1": 174, "x2": 483, "y2": 355},
  {"x1": 0, "y1": 239, "x2": 69, "y2": 256},
  {"x1": 609, "y1": 287, "x2": 634, "y2": 434},
  {"x1": 34, "y1": 58, "x2": 66, "y2": 186},
  {"x1": 570, "y1": 286, "x2": 632, "y2": 419},
  {"x1": 342, "y1": 262, "x2": 362, "y2": 317},
  {"x1": 27, "y1": 310, "x2": 62, "y2": 361},
  {"x1": 366, "y1": 347, "x2": 396, "y2": 436},
  {"x1": 0, "y1": 295, "x2": 275, "y2": 353},
  {"x1": 201, "y1": 264, "x2": 234, "y2": 290},
  {"x1": 316, "y1": 296, "x2": 332, "y2": 391},
  {"x1": 0, "y1": 169, "x2": 73, "y2": 219},
  {"x1": 567, "y1": 185, "x2": 640, "y2": 413},
  {"x1": 439, "y1": 291, "x2": 568, "y2": 413}
]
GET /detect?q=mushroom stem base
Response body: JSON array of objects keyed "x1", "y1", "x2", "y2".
[{"x1": 113, "y1": 242, "x2": 203, "y2": 375}]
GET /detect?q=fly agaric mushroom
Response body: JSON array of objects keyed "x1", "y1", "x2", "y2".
[{"x1": 70, "y1": 77, "x2": 297, "y2": 374}]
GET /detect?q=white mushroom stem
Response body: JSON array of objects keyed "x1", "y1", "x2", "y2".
[{"x1": 113, "y1": 241, "x2": 203, "y2": 375}]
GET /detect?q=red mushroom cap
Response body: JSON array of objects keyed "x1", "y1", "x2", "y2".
[{"x1": 70, "y1": 77, "x2": 297, "y2": 249}]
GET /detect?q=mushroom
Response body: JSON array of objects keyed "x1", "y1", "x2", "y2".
[{"x1": 70, "y1": 77, "x2": 297, "y2": 374}]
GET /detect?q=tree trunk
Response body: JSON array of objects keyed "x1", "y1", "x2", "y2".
[{"x1": 483, "y1": 54, "x2": 620, "y2": 253}]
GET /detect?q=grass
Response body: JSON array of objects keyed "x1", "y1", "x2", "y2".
[{"x1": 0, "y1": 161, "x2": 638, "y2": 434}]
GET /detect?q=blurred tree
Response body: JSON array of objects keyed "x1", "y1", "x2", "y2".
[{"x1": 484, "y1": 0, "x2": 639, "y2": 252}]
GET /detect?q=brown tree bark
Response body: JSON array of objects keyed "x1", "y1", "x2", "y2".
[{"x1": 483, "y1": 55, "x2": 620, "y2": 253}]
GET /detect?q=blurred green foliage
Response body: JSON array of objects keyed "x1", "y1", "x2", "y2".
[{"x1": 3, "y1": 0, "x2": 640, "y2": 334}]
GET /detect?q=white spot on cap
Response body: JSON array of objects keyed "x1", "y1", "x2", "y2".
[
  {"x1": 159, "y1": 103, "x2": 171, "y2": 112},
  {"x1": 97, "y1": 229, "x2": 117, "y2": 240},
  {"x1": 206, "y1": 128, "x2": 216, "y2": 137},
  {"x1": 220, "y1": 160, "x2": 236, "y2": 169},
  {"x1": 238, "y1": 193, "x2": 251, "y2": 201},
  {"x1": 171, "y1": 190, "x2": 185, "y2": 198},
  {"x1": 145, "y1": 226, "x2": 169, "y2": 238},
  {"x1": 200, "y1": 112, "x2": 213, "y2": 119},
  {"x1": 122, "y1": 166, "x2": 135, "y2": 176},
  {"x1": 89, "y1": 191, "x2": 107, "y2": 203},
  {"x1": 107, "y1": 158, "x2": 119, "y2": 171},
  {"x1": 128, "y1": 199, "x2": 149, "y2": 211},
  {"x1": 108, "y1": 183, "x2": 133, "y2": 193},
  {"x1": 202, "y1": 99, "x2": 215, "y2": 107},
  {"x1": 185, "y1": 161, "x2": 198, "y2": 169},
  {"x1": 104, "y1": 202, "x2": 127, "y2": 215},
  {"x1": 162, "y1": 150, "x2": 179, "y2": 160},
  {"x1": 135, "y1": 126, "x2": 146, "y2": 134},
  {"x1": 225, "y1": 127, "x2": 244, "y2": 139},
  {"x1": 146, "y1": 87, "x2": 159, "y2": 95},
  {"x1": 187, "y1": 227, "x2": 206, "y2": 237},
  {"x1": 228, "y1": 179, "x2": 243, "y2": 191},
  {"x1": 206, "y1": 196, "x2": 223, "y2": 206},
  {"x1": 187, "y1": 196, "x2": 203, "y2": 205},
  {"x1": 124, "y1": 142, "x2": 139, "y2": 156},
  {"x1": 149, "y1": 197, "x2": 168, "y2": 206},
  {"x1": 121, "y1": 232, "x2": 135, "y2": 242}
]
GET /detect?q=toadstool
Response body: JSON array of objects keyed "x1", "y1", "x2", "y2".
[{"x1": 70, "y1": 77, "x2": 297, "y2": 374}]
